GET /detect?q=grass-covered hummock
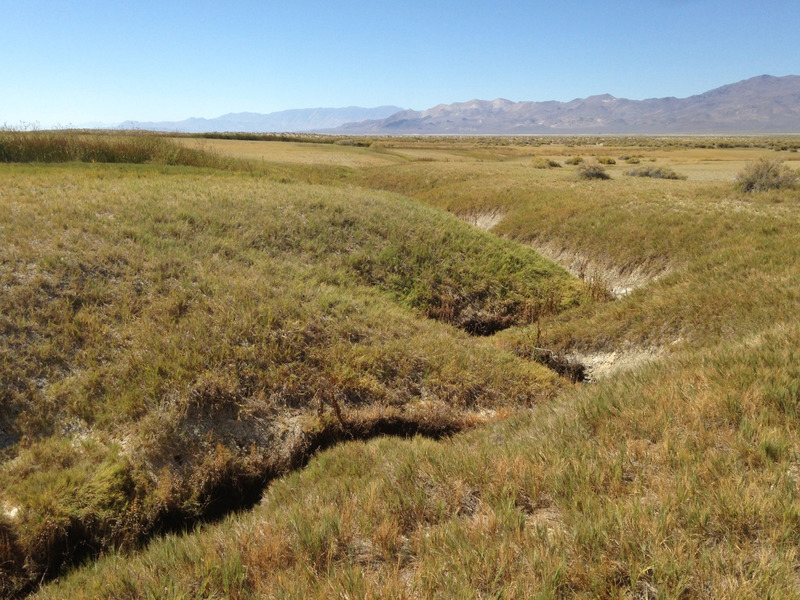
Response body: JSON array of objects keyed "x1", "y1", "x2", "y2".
[{"x1": 0, "y1": 161, "x2": 587, "y2": 596}]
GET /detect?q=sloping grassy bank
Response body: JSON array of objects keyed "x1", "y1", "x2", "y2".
[
  {"x1": 0, "y1": 163, "x2": 587, "y2": 596},
  {"x1": 353, "y1": 156, "x2": 800, "y2": 355}
]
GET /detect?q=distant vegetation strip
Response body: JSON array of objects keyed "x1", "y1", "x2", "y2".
[
  {"x1": 190, "y1": 132, "x2": 344, "y2": 144},
  {"x1": 0, "y1": 130, "x2": 241, "y2": 169},
  {"x1": 187, "y1": 133, "x2": 800, "y2": 151},
  {"x1": 3, "y1": 130, "x2": 800, "y2": 162}
]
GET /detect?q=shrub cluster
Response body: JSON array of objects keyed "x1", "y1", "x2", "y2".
[
  {"x1": 597, "y1": 156, "x2": 616, "y2": 165},
  {"x1": 564, "y1": 156, "x2": 584, "y2": 165},
  {"x1": 626, "y1": 166, "x2": 687, "y2": 180},
  {"x1": 735, "y1": 158, "x2": 799, "y2": 192}
]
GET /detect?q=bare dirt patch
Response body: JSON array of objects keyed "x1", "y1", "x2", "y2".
[
  {"x1": 460, "y1": 210, "x2": 506, "y2": 231},
  {"x1": 568, "y1": 346, "x2": 663, "y2": 382}
]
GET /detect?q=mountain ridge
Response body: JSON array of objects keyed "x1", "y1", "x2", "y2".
[{"x1": 337, "y1": 75, "x2": 800, "y2": 134}]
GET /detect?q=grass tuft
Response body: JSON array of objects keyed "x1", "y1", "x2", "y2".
[{"x1": 626, "y1": 165, "x2": 687, "y2": 180}]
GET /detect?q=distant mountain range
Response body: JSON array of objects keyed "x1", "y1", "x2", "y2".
[
  {"x1": 117, "y1": 75, "x2": 800, "y2": 135},
  {"x1": 339, "y1": 75, "x2": 800, "y2": 135},
  {"x1": 120, "y1": 106, "x2": 404, "y2": 133}
]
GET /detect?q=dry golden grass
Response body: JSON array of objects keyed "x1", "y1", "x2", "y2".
[{"x1": 177, "y1": 137, "x2": 403, "y2": 168}]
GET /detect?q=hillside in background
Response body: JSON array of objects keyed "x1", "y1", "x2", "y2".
[
  {"x1": 120, "y1": 105, "x2": 403, "y2": 133},
  {"x1": 338, "y1": 75, "x2": 800, "y2": 134}
]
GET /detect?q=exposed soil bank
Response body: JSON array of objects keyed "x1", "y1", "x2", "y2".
[
  {"x1": 569, "y1": 347, "x2": 664, "y2": 382},
  {"x1": 525, "y1": 239, "x2": 667, "y2": 299},
  {"x1": 460, "y1": 210, "x2": 507, "y2": 232},
  {"x1": 456, "y1": 211, "x2": 666, "y2": 298}
]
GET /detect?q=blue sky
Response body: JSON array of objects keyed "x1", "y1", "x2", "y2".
[{"x1": 2, "y1": 0, "x2": 798, "y2": 127}]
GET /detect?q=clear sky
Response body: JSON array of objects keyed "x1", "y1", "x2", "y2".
[{"x1": 2, "y1": 0, "x2": 798, "y2": 127}]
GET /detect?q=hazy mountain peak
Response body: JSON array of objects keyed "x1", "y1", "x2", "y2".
[{"x1": 119, "y1": 105, "x2": 404, "y2": 133}]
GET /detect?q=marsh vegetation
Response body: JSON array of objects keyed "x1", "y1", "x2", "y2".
[{"x1": 2, "y1": 130, "x2": 800, "y2": 598}]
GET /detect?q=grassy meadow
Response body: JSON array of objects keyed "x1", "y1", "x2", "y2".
[{"x1": 2, "y1": 130, "x2": 800, "y2": 598}]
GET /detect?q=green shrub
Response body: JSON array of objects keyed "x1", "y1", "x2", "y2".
[
  {"x1": 735, "y1": 158, "x2": 799, "y2": 192},
  {"x1": 626, "y1": 166, "x2": 687, "y2": 180},
  {"x1": 576, "y1": 162, "x2": 610, "y2": 180},
  {"x1": 597, "y1": 156, "x2": 616, "y2": 165},
  {"x1": 564, "y1": 156, "x2": 584, "y2": 165}
]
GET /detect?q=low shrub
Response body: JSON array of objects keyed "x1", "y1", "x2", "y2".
[
  {"x1": 576, "y1": 162, "x2": 610, "y2": 180},
  {"x1": 735, "y1": 158, "x2": 799, "y2": 192},
  {"x1": 597, "y1": 156, "x2": 616, "y2": 165},
  {"x1": 626, "y1": 166, "x2": 687, "y2": 180},
  {"x1": 532, "y1": 157, "x2": 561, "y2": 169},
  {"x1": 564, "y1": 156, "x2": 584, "y2": 165}
]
